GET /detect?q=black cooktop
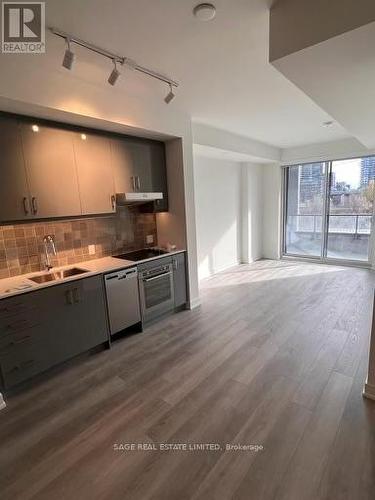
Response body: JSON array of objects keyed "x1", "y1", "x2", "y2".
[{"x1": 116, "y1": 248, "x2": 169, "y2": 262}]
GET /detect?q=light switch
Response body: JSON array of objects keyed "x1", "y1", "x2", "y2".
[
  {"x1": 88, "y1": 244, "x2": 96, "y2": 255},
  {"x1": 146, "y1": 235, "x2": 154, "y2": 244}
]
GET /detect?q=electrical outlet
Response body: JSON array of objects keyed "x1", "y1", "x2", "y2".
[
  {"x1": 146, "y1": 235, "x2": 154, "y2": 245},
  {"x1": 88, "y1": 244, "x2": 96, "y2": 255}
]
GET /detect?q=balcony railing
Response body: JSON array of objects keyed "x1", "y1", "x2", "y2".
[{"x1": 288, "y1": 214, "x2": 372, "y2": 237}]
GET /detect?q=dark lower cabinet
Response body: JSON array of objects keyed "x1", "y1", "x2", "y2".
[
  {"x1": 172, "y1": 253, "x2": 187, "y2": 308},
  {"x1": 0, "y1": 276, "x2": 109, "y2": 390},
  {"x1": 0, "y1": 256, "x2": 186, "y2": 390}
]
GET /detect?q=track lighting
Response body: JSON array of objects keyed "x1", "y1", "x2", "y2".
[
  {"x1": 108, "y1": 59, "x2": 121, "y2": 86},
  {"x1": 51, "y1": 27, "x2": 179, "y2": 100},
  {"x1": 62, "y1": 38, "x2": 75, "y2": 70},
  {"x1": 164, "y1": 84, "x2": 175, "y2": 104}
]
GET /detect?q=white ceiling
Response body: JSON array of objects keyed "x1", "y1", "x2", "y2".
[
  {"x1": 273, "y1": 21, "x2": 375, "y2": 150},
  {"x1": 36, "y1": 1, "x2": 352, "y2": 147},
  {"x1": 193, "y1": 144, "x2": 272, "y2": 163}
]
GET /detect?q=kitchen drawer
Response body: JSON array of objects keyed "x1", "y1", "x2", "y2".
[
  {"x1": 137, "y1": 256, "x2": 172, "y2": 272},
  {"x1": 0, "y1": 324, "x2": 92, "y2": 389},
  {"x1": 0, "y1": 294, "x2": 40, "y2": 340},
  {"x1": 0, "y1": 297, "x2": 38, "y2": 320},
  {"x1": 0, "y1": 339, "x2": 51, "y2": 389},
  {"x1": 0, "y1": 324, "x2": 45, "y2": 358},
  {"x1": 0, "y1": 315, "x2": 40, "y2": 339},
  {"x1": 0, "y1": 319, "x2": 105, "y2": 389}
]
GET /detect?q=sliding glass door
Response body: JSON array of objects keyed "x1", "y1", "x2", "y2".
[
  {"x1": 283, "y1": 156, "x2": 375, "y2": 264},
  {"x1": 327, "y1": 158, "x2": 374, "y2": 261},
  {"x1": 284, "y1": 163, "x2": 326, "y2": 257}
]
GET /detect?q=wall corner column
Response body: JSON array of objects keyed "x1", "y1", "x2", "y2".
[
  {"x1": 241, "y1": 164, "x2": 250, "y2": 264},
  {"x1": 364, "y1": 291, "x2": 375, "y2": 400}
]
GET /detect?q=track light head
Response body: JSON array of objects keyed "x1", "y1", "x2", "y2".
[
  {"x1": 108, "y1": 59, "x2": 121, "y2": 86},
  {"x1": 62, "y1": 38, "x2": 75, "y2": 70},
  {"x1": 164, "y1": 84, "x2": 175, "y2": 104}
]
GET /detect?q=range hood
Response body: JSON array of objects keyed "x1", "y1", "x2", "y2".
[{"x1": 115, "y1": 192, "x2": 163, "y2": 205}]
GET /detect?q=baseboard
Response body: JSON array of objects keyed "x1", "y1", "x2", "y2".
[
  {"x1": 202, "y1": 261, "x2": 241, "y2": 279},
  {"x1": 240, "y1": 256, "x2": 263, "y2": 264},
  {"x1": 187, "y1": 297, "x2": 201, "y2": 310},
  {"x1": 363, "y1": 380, "x2": 375, "y2": 401},
  {"x1": 0, "y1": 393, "x2": 6, "y2": 411}
]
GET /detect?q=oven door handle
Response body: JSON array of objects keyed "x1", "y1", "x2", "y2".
[{"x1": 143, "y1": 271, "x2": 172, "y2": 282}]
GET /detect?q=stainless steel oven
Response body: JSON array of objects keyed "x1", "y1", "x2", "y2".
[{"x1": 139, "y1": 262, "x2": 174, "y2": 322}]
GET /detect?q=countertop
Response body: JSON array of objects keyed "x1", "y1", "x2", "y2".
[{"x1": 0, "y1": 250, "x2": 186, "y2": 300}]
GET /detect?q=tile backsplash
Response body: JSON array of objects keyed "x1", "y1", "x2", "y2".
[{"x1": 0, "y1": 207, "x2": 157, "y2": 279}]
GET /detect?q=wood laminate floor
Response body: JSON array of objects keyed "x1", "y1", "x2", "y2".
[{"x1": 1, "y1": 259, "x2": 375, "y2": 500}]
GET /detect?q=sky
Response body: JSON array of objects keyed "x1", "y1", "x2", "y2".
[{"x1": 332, "y1": 158, "x2": 361, "y2": 189}]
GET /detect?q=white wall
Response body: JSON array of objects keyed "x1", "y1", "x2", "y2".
[
  {"x1": 194, "y1": 157, "x2": 264, "y2": 280},
  {"x1": 194, "y1": 155, "x2": 242, "y2": 280},
  {"x1": 242, "y1": 163, "x2": 263, "y2": 263},
  {"x1": 262, "y1": 163, "x2": 282, "y2": 260}
]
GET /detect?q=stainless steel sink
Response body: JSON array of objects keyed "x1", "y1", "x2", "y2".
[{"x1": 29, "y1": 267, "x2": 89, "y2": 284}]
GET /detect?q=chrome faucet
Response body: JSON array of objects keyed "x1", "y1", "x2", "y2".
[{"x1": 43, "y1": 235, "x2": 57, "y2": 271}]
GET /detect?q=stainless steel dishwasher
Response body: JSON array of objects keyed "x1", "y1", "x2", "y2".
[{"x1": 104, "y1": 267, "x2": 141, "y2": 336}]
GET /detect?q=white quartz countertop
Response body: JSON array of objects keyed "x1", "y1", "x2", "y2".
[{"x1": 0, "y1": 250, "x2": 185, "y2": 300}]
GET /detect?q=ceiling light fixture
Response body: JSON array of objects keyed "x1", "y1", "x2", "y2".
[
  {"x1": 323, "y1": 120, "x2": 334, "y2": 127},
  {"x1": 193, "y1": 3, "x2": 216, "y2": 21},
  {"x1": 108, "y1": 59, "x2": 121, "y2": 86},
  {"x1": 164, "y1": 84, "x2": 175, "y2": 104},
  {"x1": 50, "y1": 27, "x2": 179, "y2": 101},
  {"x1": 62, "y1": 37, "x2": 75, "y2": 70}
]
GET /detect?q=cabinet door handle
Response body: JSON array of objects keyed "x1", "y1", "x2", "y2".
[
  {"x1": 21, "y1": 359, "x2": 34, "y2": 369},
  {"x1": 72, "y1": 287, "x2": 80, "y2": 303},
  {"x1": 14, "y1": 335, "x2": 31, "y2": 345},
  {"x1": 6, "y1": 319, "x2": 28, "y2": 330},
  {"x1": 173, "y1": 258, "x2": 178, "y2": 270},
  {"x1": 23, "y1": 197, "x2": 30, "y2": 215},
  {"x1": 0, "y1": 336, "x2": 31, "y2": 353},
  {"x1": 7, "y1": 359, "x2": 34, "y2": 374},
  {"x1": 31, "y1": 197, "x2": 38, "y2": 215},
  {"x1": 136, "y1": 176, "x2": 141, "y2": 191},
  {"x1": 65, "y1": 290, "x2": 73, "y2": 305},
  {"x1": 111, "y1": 194, "x2": 116, "y2": 211}
]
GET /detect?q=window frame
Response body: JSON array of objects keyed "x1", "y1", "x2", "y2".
[{"x1": 281, "y1": 155, "x2": 375, "y2": 267}]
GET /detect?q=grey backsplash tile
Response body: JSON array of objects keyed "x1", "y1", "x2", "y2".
[{"x1": 0, "y1": 206, "x2": 157, "y2": 278}]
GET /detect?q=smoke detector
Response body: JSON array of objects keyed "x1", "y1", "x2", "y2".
[{"x1": 193, "y1": 3, "x2": 216, "y2": 21}]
